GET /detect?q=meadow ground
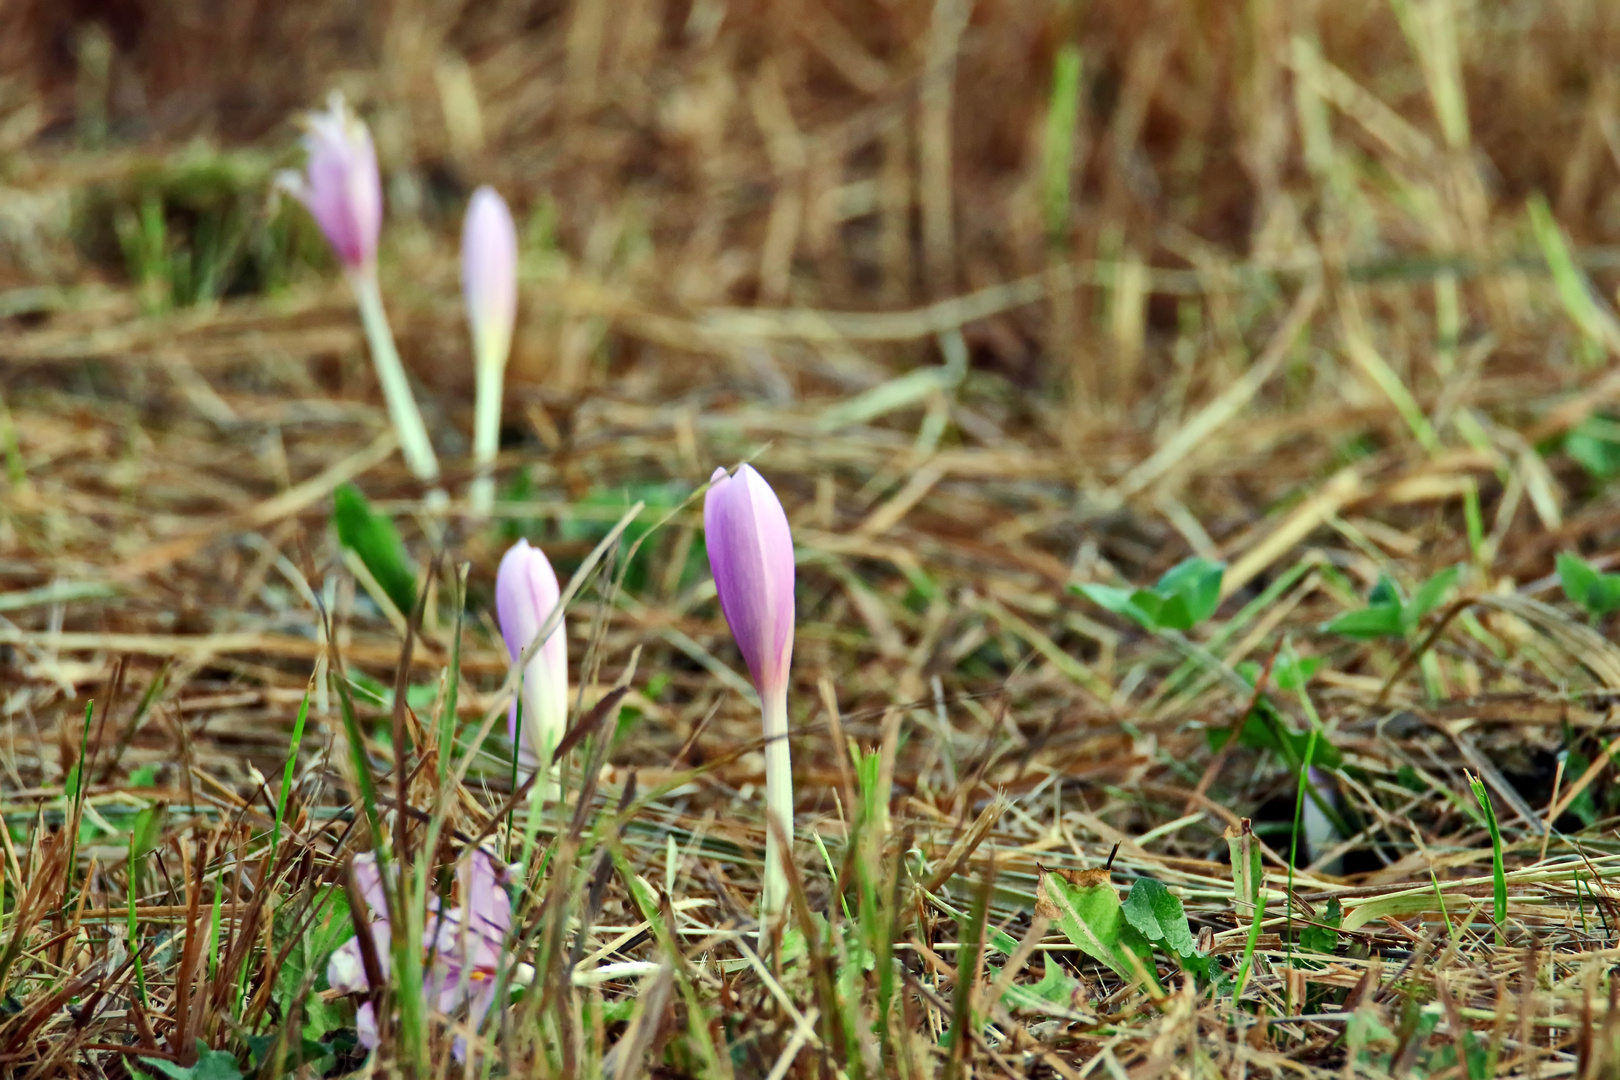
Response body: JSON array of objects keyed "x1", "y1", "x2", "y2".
[{"x1": 7, "y1": 0, "x2": 1620, "y2": 1076}]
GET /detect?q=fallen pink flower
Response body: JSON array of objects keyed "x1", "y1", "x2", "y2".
[{"x1": 327, "y1": 848, "x2": 521, "y2": 1058}]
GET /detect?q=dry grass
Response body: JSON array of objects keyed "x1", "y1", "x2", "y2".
[{"x1": 7, "y1": 0, "x2": 1620, "y2": 1076}]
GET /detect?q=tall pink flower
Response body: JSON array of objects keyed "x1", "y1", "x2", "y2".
[
  {"x1": 461, "y1": 187, "x2": 518, "y2": 372},
  {"x1": 704, "y1": 464, "x2": 796, "y2": 922},
  {"x1": 461, "y1": 186, "x2": 520, "y2": 516},
  {"x1": 495, "y1": 539, "x2": 568, "y2": 794},
  {"x1": 278, "y1": 93, "x2": 382, "y2": 275},
  {"x1": 277, "y1": 93, "x2": 441, "y2": 486}
]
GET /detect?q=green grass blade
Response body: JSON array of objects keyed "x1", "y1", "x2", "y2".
[{"x1": 1468, "y1": 772, "x2": 1507, "y2": 944}]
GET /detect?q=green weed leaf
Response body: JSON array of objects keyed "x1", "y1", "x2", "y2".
[
  {"x1": 1073, "y1": 558, "x2": 1226, "y2": 632},
  {"x1": 1036, "y1": 867, "x2": 1160, "y2": 990}
]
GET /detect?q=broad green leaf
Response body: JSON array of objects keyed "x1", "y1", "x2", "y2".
[
  {"x1": 128, "y1": 764, "x2": 159, "y2": 788},
  {"x1": 1321, "y1": 604, "x2": 1404, "y2": 640},
  {"x1": 1154, "y1": 557, "x2": 1225, "y2": 628},
  {"x1": 333, "y1": 484, "x2": 417, "y2": 618},
  {"x1": 1036, "y1": 867, "x2": 1160, "y2": 990},
  {"x1": 140, "y1": 1042, "x2": 243, "y2": 1080},
  {"x1": 1299, "y1": 897, "x2": 1342, "y2": 955},
  {"x1": 1404, "y1": 565, "x2": 1461, "y2": 626},
  {"x1": 1120, "y1": 877, "x2": 1198, "y2": 960}
]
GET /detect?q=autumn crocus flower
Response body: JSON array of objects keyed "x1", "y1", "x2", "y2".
[
  {"x1": 327, "y1": 849, "x2": 522, "y2": 1059},
  {"x1": 461, "y1": 187, "x2": 519, "y2": 516},
  {"x1": 704, "y1": 464, "x2": 796, "y2": 922},
  {"x1": 495, "y1": 539, "x2": 568, "y2": 799},
  {"x1": 278, "y1": 93, "x2": 440, "y2": 490}
]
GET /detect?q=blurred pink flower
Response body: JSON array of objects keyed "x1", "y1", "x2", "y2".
[
  {"x1": 461, "y1": 186, "x2": 519, "y2": 370},
  {"x1": 326, "y1": 848, "x2": 516, "y2": 1058},
  {"x1": 278, "y1": 93, "x2": 382, "y2": 275}
]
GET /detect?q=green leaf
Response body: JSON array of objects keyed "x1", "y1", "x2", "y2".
[
  {"x1": 1230, "y1": 710, "x2": 1344, "y2": 772},
  {"x1": 1036, "y1": 868, "x2": 1160, "y2": 990},
  {"x1": 1529, "y1": 192, "x2": 1614, "y2": 361},
  {"x1": 1396, "y1": 764, "x2": 1426, "y2": 793},
  {"x1": 1562, "y1": 750, "x2": 1598, "y2": 826},
  {"x1": 1558, "y1": 552, "x2": 1620, "y2": 618},
  {"x1": 1120, "y1": 877, "x2": 1198, "y2": 960},
  {"x1": 1368, "y1": 574, "x2": 1402, "y2": 608},
  {"x1": 1558, "y1": 551, "x2": 1599, "y2": 606},
  {"x1": 1154, "y1": 557, "x2": 1225, "y2": 628},
  {"x1": 243, "y1": 1033, "x2": 334, "y2": 1072},
  {"x1": 1073, "y1": 559, "x2": 1225, "y2": 632},
  {"x1": 1001, "y1": 956, "x2": 1084, "y2": 1016},
  {"x1": 1073, "y1": 584, "x2": 1156, "y2": 629},
  {"x1": 1321, "y1": 603, "x2": 1405, "y2": 640},
  {"x1": 131, "y1": 804, "x2": 165, "y2": 860},
  {"x1": 1236, "y1": 654, "x2": 1320, "y2": 693},
  {"x1": 1299, "y1": 897, "x2": 1342, "y2": 955},
  {"x1": 128, "y1": 764, "x2": 159, "y2": 788},
  {"x1": 1404, "y1": 565, "x2": 1461, "y2": 626},
  {"x1": 272, "y1": 887, "x2": 353, "y2": 1040},
  {"x1": 1566, "y1": 415, "x2": 1620, "y2": 480},
  {"x1": 333, "y1": 483, "x2": 417, "y2": 618},
  {"x1": 1470, "y1": 774, "x2": 1508, "y2": 943},
  {"x1": 140, "y1": 1042, "x2": 243, "y2": 1080}
]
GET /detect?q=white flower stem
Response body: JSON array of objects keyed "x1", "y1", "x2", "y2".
[
  {"x1": 350, "y1": 271, "x2": 442, "y2": 490},
  {"x1": 470, "y1": 344, "x2": 506, "y2": 517},
  {"x1": 760, "y1": 686, "x2": 794, "y2": 933}
]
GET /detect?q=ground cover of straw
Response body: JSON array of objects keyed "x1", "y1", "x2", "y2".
[{"x1": 9, "y1": 1, "x2": 1620, "y2": 1076}]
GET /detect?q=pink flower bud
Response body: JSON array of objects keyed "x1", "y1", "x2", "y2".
[
  {"x1": 495, "y1": 539, "x2": 568, "y2": 772},
  {"x1": 278, "y1": 92, "x2": 382, "y2": 274},
  {"x1": 704, "y1": 464, "x2": 795, "y2": 699},
  {"x1": 461, "y1": 186, "x2": 519, "y2": 370}
]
